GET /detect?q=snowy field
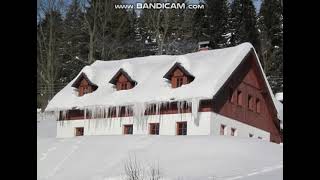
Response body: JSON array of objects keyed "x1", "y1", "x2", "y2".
[{"x1": 37, "y1": 118, "x2": 283, "y2": 180}]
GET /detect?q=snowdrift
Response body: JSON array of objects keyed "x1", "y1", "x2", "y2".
[{"x1": 37, "y1": 119, "x2": 283, "y2": 180}]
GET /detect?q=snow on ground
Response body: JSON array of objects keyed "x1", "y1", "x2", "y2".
[{"x1": 37, "y1": 119, "x2": 283, "y2": 180}]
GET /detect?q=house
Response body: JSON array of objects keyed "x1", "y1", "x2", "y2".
[{"x1": 45, "y1": 42, "x2": 283, "y2": 143}]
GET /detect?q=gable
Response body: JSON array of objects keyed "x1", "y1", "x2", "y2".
[
  {"x1": 242, "y1": 66, "x2": 261, "y2": 89},
  {"x1": 80, "y1": 79, "x2": 89, "y2": 86},
  {"x1": 163, "y1": 62, "x2": 194, "y2": 80},
  {"x1": 71, "y1": 72, "x2": 97, "y2": 89},
  {"x1": 173, "y1": 68, "x2": 184, "y2": 77},
  {"x1": 118, "y1": 74, "x2": 129, "y2": 82},
  {"x1": 109, "y1": 68, "x2": 137, "y2": 85},
  {"x1": 212, "y1": 51, "x2": 281, "y2": 143}
]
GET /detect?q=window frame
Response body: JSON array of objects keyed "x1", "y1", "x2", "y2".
[
  {"x1": 75, "y1": 127, "x2": 84, "y2": 136},
  {"x1": 149, "y1": 123, "x2": 160, "y2": 135},
  {"x1": 237, "y1": 90, "x2": 243, "y2": 106},
  {"x1": 229, "y1": 87, "x2": 234, "y2": 103},
  {"x1": 176, "y1": 77, "x2": 184, "y2": 87},
  {"x1": 220, "y1": 124, "x2": 226, "y2": 135},
  {"x1": 123, "y1": 124, "x2": 133, "y2": 135},
  {"x1": 248, "y1": 95, "x2": 254, "y2": 111},
  {"x1": 256, "y1": 98, "x2": 261, "y2": 113},
  {"x1": 231, "y1": 128, "x2": 237, "y2": 136},
  {"x1": 176, "y1": 121, "x2": 187, "y2": 135}
]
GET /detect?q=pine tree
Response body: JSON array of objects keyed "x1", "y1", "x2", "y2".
[
  {"x1": 258, "y1": 0, "x2": 283, "y2": 92},
  {"x1": 165, "y1": 0, "x2": 198, "y2": 54},
  {"x1": 192, "y1": 2, "x2": 209, "y2": 42},
  {"x1": 94, "y1": 0, "x2": 132, "y2": 60},
  {"x1": 205, "y1": 0, "x2": 231, "y2": 48},
  {"x1": 61, "y1": 0, "x2": 87, "y2": 83},
  {"x1": 229, "y1": 0, "x2": 260, "y2": 51},
  {"x1": 37, "y1": 8, "x2": 64, "y2": 109}
]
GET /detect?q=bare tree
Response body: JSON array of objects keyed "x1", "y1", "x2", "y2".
[
  {"x1": 37, "y1": 0, "x2": 66, "y2": 108},
  {"x1": 124, "y1": 154, "x2": 143, "y2": 180},
  {"x1": 81, "y1": 0, "x2": 99, "y2": 64},
  {"x1": 123, "y1": 154, "x2": 163, "y2": 180},
  {"x1": 148, "y1": 162, "x2": 161, "y2": 180},
  {"x1": 141, "y1": 0, "x2": 172, "y2": 55}
]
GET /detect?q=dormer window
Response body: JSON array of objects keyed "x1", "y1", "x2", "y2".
[
  {"x1": 109, "y1": 68, "x2": 137, "y2": 91},
  {"x1": 176, "y1": 77, "x2": 183, "y2": 87},
  {"x1": 163, "y1": 62, "x2": 195, "y2": 88},
  {"x1": 120, "y1": 82, "x2": 128, "y2": 90},
  {"x1": 71, "y1": 73, "x2": 98, "y2": 96}
]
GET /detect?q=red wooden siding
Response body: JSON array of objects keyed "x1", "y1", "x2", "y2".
[
  {"x1": 78, "y1": 78, "x2": 94, "y2": 96},
  {"x1": 66, "y1": 110, "x2": 85, "y2": 120},
  {"x1": 212, "y1": 51, "x2": 282, "y2": 143},
  {"x1": 116, "y1": 74, "x2": 134, "y2": 91},
  {"x1": 59, "y1": 99, "x2": 214, "y2": 120}
]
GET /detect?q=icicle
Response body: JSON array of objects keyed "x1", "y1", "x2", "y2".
[
  {"x1": 116, "y1": 106, "x2": 120, "y2": 119},
  {"x1": 155, "y1": 103, "x2": 159, "y2": 115},
  {"x1": 191, "y1": 98, "x2": 200, "y2": 124}
]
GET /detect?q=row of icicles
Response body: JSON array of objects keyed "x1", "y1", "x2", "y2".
[{"x1": 57, "y1": 99, "x2": 200, "y2": 129}]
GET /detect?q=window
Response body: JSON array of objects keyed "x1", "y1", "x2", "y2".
[
  {"x1": 176, "y1": 77, "x2": 183, "y2": 87},
  {"x1": 67, "y1": 110, "x2": 85, "y2": 120},
  {"x1": 164, "y1": 63, "x2": 194, "y2": 88},
  {"x1": 124, "y1": 125, "x2": 133, "y2": 135},
  {"x1": 177, "y1": 122, "x2": 187, "y2": 135},
  {"x1": 83, "y1": 86, "x2": 91, "y2": 95},
  {"x1": 220, "y1": 124, "x2": 226, "y2": 135},
  {"x1": 256, "y1": 99, "x2": 261, "y2": 113},
  {"x1": 249, "y1": 133, "x2": 253, "y2": 138},
  {"x1": 75, "y1": 127, "x2": 84, "y2": 136},
  {"x1": 248, "y1": 95, "x2": 254, "y2": 111},
  {"x1": 237, "y1": 90, "x2": 243, "y2": 106},
  {"x1": 149, "y1": 123, "x2": 160, "y2": 135},
  {"x1": 229, "y1": 88, "x2": 234, "y2": 103},
  {"x1": 119, "y1": 82, "x2": 128, "y2": 90},
  {"x1": 258, "y1": 136, "x2": 262, "y2": 139},
  {"x1": 231, "y1": 128, "x2": 237, "y2": 136}
]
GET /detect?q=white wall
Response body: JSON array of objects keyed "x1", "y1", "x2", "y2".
[
  {"x1": 56, "y1": 112, "x2": 270, "y2": 141},
  {"x1": 57, "y1": 112, "x2": 212, "y2": 138},
  {"x1": 210, "y1": 113, "x2": 270, "y2": 141}
]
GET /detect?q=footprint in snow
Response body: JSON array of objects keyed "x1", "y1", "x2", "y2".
[
  {"x1": 260, "y1": 167, "x2": 274, "y2": 173},
  {"x1": 39, "y1": 153, "x2": 47, "y2": 161},
  {"x1": 247, "y1": 171, "x2": 259, "y2": 176},
  {"x1": 226, "y1": 175, "x2": 244, "y2": 180},
  {"x1": 48, "y1": 147, "x2": 56, "y2": 152},
  {"x1": 40, "y1": 156, "x2": 47, "y2": 161}
]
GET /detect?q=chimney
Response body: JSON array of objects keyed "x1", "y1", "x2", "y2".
[{"x1": 198, "y1": 41, "x2": 210, "y2": 51}]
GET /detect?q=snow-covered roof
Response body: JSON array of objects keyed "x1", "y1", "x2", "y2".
[
  {"x1": 275, "y1": 92, "x2": 283, "y2": 102},
  {"x1": 45, "y1": 42, "x2": 282, "y2": 120}
]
